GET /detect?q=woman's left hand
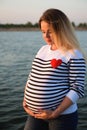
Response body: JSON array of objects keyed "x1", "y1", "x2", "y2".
[
  {"x1": 34, "y1": 109, "x2": 59, "y2": 120},
  {"x1": 34, "y1": 110, "x2": 52, "y2": 119}
]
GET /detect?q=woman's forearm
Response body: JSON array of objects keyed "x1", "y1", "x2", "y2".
[{"x1": 52, "y1": 96, "x2": 73, "y2": 118}]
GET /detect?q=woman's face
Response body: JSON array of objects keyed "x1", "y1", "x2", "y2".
[{"x1": 40, "y1": 21, "x2": 55, "y2": 45}]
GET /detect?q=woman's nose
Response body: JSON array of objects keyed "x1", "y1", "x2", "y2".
[{"x1": 46, "y1": 32, "x2": 50, "y2": 38}]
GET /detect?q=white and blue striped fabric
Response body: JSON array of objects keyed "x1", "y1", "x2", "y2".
[{"x1": 24, "y1": 45, "x2": 86, "y2": 113}]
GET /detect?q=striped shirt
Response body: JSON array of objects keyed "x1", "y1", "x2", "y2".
[{"x1": 24, "y1": 45, "x2": 86, "y2": 114}]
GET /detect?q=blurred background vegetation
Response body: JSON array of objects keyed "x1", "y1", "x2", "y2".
[{"x1": 0, "y1": 21, "x2": 87, "y2": 30}]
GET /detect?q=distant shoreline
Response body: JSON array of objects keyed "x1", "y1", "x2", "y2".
[
  {"x1": 0, "y1": 27, "x2": 87, "y2": 31},
  {"x1": 0, "y1": 27, "x2": 40, "y2": 31}
]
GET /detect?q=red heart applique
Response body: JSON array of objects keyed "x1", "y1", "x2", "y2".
[{"x1": 51, "y1": 59, "x2": 62, "y2": 68}]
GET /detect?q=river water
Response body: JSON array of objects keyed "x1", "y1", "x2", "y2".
[{"x1": 0, "y1": 31, "x2": 87, "y2": 130}]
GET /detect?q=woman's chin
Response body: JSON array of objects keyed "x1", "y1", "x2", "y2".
[{"x1": 47, "y1": 42, "x2": 51, "y2": 45}]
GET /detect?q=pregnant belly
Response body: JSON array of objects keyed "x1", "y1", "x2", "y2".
[{"x1": 24, "y1": 88, "x2": 65, "y2": 113}]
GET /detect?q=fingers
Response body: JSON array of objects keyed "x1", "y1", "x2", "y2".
[
  {"x1": 24, "y1": 106, "x2": 35, "y2": 117},
  {"x1": 34, "y1": 110, "x2": 53, "y2": 119},
  {"x1": 23, "y1": 101, "x2": 54, "y2": 119},
  {"x1": 23, "y1": 100, "x2": 35, "y2": 117}
]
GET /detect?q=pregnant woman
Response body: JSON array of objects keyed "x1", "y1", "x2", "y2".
[{"x1": 23, "y1": 8, "x2": 86, "y2": 130}]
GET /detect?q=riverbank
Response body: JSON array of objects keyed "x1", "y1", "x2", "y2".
[
  {"x1": 0, "y1": 27, "x2": 87, "y2": 31},
  {"x1": 0, "y1": 27, "x2": 40, "y2": 31}
]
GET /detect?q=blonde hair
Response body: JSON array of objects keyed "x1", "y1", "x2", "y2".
[{"x1": 39, "y1": 8, "x2": 81, "y2": 52}]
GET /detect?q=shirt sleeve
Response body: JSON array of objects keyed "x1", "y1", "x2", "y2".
[
  {"x1": 66, "y1": 90, "x2": 79, "y2": 103},
  {"x1": 66, "y1": 56, "x2": 86, "y2": 103}
]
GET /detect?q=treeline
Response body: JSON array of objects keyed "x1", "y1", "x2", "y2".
[
  {"x1": 0, "y1": 21, "x2": 87, "y2": 30},
  {"x1": 0, "y1": 22, "x2": 39, "y2": 28},
  {"x1": 72, "y1": 22, "x2": 87, "y2": 30}
]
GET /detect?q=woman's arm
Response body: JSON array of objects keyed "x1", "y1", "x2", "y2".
[
  {"x1": 34, "y1": 96, "x2": 73, "y2": 119},
  {"x1": 51, "y1": 96, "x2": 73, "y2": 118}
]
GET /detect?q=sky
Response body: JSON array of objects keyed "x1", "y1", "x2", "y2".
[{"x1": 0, "y1": 0, "x2": 87, "y2": 25}]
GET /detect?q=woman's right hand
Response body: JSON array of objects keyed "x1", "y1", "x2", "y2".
[{"x1": 23, "y1": 99, "x2": 35, "y2": 117}]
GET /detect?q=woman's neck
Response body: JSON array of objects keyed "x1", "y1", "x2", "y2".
[{"x1": 50, "y1": 44, "x2": 58, "y2": 50}]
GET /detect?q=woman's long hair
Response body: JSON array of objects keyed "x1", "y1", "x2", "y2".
[{"x1": 39, "y1": 8, "x2": 80, "y2": 52}]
